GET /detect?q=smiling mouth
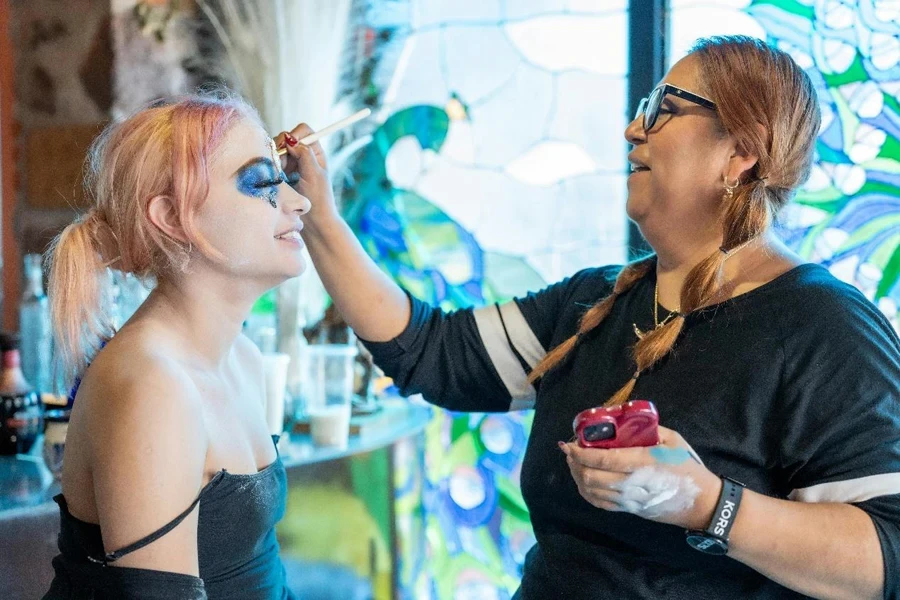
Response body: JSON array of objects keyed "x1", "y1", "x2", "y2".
[
  {"x1": 630, "y1": 166, "x2": 651, "y2": 173},
  {"x1": 275, "y1": 230, "x2": 303, "y2": 242}
]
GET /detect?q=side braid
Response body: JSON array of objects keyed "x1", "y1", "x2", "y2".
[{"x1": 527, "y1": 256, "x2": 655, "y2": 385}]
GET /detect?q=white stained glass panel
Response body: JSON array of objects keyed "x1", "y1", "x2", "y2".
[
  {"x1": 442, "y1": 26, "x2": 526, "y2": 105},
  {"x1": 550, "y1": 73, "x2": 628, "y2": 167},
  {"x1": 413, "y1": 151, "x2": 558, "y2": 244},
  {"x1": 468, "y1": 64, "x2": 556, "y2": 167},
  {"x1": 505, "y1": 141, "x2": 597, "y2": 186},
  {"x1": 669, "y1": 6, "x2": 765, "y2": 62},
  {"x1": 411, "y1": 0, "x2": 502, "y2": 28},
  {"x1": 669, "y1": 0, "x2": 752, "y2": 8},
  {"x1": 504, "y1": 14, "x2": 629, "y2": 75},
  {"x1": 503, "y1": 0, "x2": 568, "y2": 20},
  {"x1": 565, "y1": 0, "x2": 627, "y2": 12},
  {"x1": 382, "y1": 30, "x2": 449, "y2": 109}
]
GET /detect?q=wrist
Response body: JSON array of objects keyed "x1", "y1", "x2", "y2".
[
  {"x1": 302, "y1": 203, "x2": 345, "y2": 238},
  {"x1": 686, "y1": 473, "x2": 723, "y2": 530},
  {"x1": 685, "y1": 476, "x2": 745, "y2": 555}
]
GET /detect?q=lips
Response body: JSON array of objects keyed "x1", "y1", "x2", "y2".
[
  {"x1": 276, "y1": 230, "x2": 303, "y2": 242},
  {"x1": 275, "y1": 224, "x2": 303, "y2": 240},
  {"x1": 627, "y1": 154, "x2": 650, "y2": 173}
]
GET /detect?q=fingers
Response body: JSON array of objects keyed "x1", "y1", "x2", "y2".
[
  {"x1": 292, "y1": 144, "x2": 324, "y2": 181},
  {"x1": 287, "y1": 123, "x2": 328, "y2": 170},
  {"x1": 562, "y1": 442, "x2": 647, "y2": 473},
  {"x1": 288, "y1": 123, "x2": 314, "y2": 140},
  {"x1": 566, "y1": 454, "x2": 630, "y2": 490},
  {"x1": 276, "y1": 134, "x2": 322, "y2": 183}
]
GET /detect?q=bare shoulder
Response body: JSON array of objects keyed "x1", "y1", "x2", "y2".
[
  {"x1": 72, "y1": 331, "x2": 208, "y2": 574},
  {"x1": 77, "y1": 331, "x2": 206, "y2": 445}
]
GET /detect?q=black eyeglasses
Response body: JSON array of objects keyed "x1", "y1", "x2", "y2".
[{"x1": 635, "y1": 83, "x2": 717, "y2": 131}]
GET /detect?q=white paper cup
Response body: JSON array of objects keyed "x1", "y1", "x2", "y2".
[
  {"x1": 308, "y1": 403, "x2": 352, "y2": 449},
  {"x1": 261, "y1": 352, "x2": 290, "y2": 436}
]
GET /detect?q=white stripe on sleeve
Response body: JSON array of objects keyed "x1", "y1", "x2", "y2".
[
  {"x1": 472, "y1": 302, "x2": 546, "y2": 410},
  {"x1": 789, "y1": 473, "x2": 900, "y2": 503}
]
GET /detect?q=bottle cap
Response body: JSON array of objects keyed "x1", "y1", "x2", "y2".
[{"x1": 0, "y1": 332, "x2": 21, "y2": 352}]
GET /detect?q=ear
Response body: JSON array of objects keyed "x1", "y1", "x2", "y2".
[
  {"x1": 724, "y1": 141, "x2": 759, "y2": 184},
  {"x1": 147, "y1": 195, "x2": 188, "y2": 244},
  {"x1": 724, "y1": 123, "x2": 766, "y2": 183}
]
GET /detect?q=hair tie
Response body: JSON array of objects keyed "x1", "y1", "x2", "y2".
[
  {"x1": 83, "y1": 210, "x2": 130, "y2": 271},
  {"x1": 632, "y1": 370, "x2": 640, "y2": 380},
  {"x1": 719, "y1": 246, "x2": 729, "y2": 255}
]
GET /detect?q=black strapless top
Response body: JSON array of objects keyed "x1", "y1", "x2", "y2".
[{"x1": 43, "y1": 454, "x2": 295, "y2": 600}]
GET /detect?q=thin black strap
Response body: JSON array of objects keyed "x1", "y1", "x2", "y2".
[{"x1": 91, "y1": 473, "x2": 222, "y2": 566}]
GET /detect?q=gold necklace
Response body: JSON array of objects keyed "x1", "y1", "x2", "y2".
[{"x1": 633, "y1": 280, "x2": 679, "y2": 341}]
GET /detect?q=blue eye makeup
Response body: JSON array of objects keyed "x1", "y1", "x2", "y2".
[{"x1": 234, "y1": 158, "x2": 285, "y2": 208}]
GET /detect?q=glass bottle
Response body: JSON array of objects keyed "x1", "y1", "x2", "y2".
[
  {"x1": 19, "y1": 254, "x2": 51, "y2": 394},
  {"x1": 0, "y1": 332, "x2": 42, "y2": 455}
]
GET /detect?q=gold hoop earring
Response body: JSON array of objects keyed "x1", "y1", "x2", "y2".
[{"x1": 723, "y1": 175, "x2": 739, "y2": 201}]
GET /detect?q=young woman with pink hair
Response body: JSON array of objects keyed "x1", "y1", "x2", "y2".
[{"x1": 43, "y1": 93, "x2": 310, "y2": 599}]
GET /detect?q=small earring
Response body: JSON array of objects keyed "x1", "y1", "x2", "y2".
[{"x1": 723, "y1": 175, "x2": 739, "y2": 200}]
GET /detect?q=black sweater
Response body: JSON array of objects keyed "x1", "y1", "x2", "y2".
[{"x1": 363, "y1": 263, "x2": 900, "y2": 599}]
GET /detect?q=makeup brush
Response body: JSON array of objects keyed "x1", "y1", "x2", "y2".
[{"x1": 276, "y1": 108, "x2": 372, "y2": 155}]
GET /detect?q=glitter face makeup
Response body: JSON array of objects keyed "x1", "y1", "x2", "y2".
[{"x1": 235, "y1": 156, "x2": 284, "y2": 208}]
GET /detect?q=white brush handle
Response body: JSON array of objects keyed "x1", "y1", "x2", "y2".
[{"x1": 277, "y1": 108, "x2": 372, "y2": 154}]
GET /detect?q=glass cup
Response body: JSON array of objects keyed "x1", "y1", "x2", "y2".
[
  {"x1": 42, "y1": 409, "x2": 70, "y2": 479},
  {"x1": 302, "y1": 344, "x2": 357, "y2": 449}
]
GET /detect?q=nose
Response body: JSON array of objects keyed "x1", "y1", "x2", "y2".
[
  {"x1": 281, "y1": 186, "x2": 311, "y2": 216},
  {"x1": 624, "y1": 114, "x2": 646, "y2": 145}
]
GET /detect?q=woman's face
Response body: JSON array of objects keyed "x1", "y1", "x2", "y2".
[
  {"x1": 624, "y1": 55, "x2": 736, "y2": 250},
  {"x1": 192, "y1": 118, "x2": 311, "y2": 285}
]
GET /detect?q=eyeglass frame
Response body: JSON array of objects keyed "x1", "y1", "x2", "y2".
[{"x1": 635, "y1": 83, "x2": 717, "y2": 131}]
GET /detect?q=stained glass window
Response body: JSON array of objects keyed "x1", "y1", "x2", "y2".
[
  {"x1": 669, "y1": 0, "x2": 900, "y2": 330},
  {"x1": 344, "y1": 1, "x2": 630, "y2": 598}
]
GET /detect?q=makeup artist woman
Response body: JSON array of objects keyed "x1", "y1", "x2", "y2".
[{"x1": 284, "y1": 35, "x2": 900, "y2": 599}]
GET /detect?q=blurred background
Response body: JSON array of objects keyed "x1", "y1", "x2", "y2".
[{"x1": 0, "y1": 1, "x2": 897, "y2": 599}]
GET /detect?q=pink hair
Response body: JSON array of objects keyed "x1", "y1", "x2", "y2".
[{"x1": 46, "y1": 93, "x2": 261, "y2": 382}]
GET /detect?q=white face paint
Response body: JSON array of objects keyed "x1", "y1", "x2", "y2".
[{"x1": 614, "y1": 466, "x2": 700, "y2": 517}]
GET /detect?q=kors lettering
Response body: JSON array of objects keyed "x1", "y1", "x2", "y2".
[{"x1": 713, "y1": 500, "x2": 736, "y2": 536}]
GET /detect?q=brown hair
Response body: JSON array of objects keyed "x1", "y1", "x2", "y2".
[
  {"x1": 528, "y1": 35, "x2": 821, "y2": 404},
  {"x1": 46, "y1": 92, "x2": 262, "y2": 382}
]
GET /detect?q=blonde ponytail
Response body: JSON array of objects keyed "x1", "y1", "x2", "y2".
[{"x1": 46, "y1": 211, "x2": 117, "y2": 383}]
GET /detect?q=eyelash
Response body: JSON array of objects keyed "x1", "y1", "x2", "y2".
[
  {"x1": 254, "y1": 179, "x2": 283, "y2": 208},
  {"x1": 254, "y1": 178, "x2": 284, "y2": 189}
]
